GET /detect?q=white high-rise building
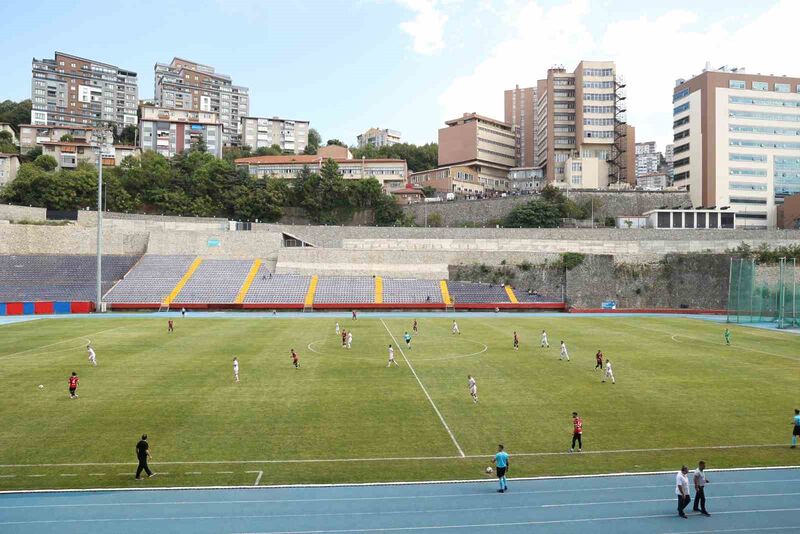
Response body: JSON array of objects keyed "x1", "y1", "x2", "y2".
[{"x1": 635, "y1": 141, "x2": 660, "y2": 177}]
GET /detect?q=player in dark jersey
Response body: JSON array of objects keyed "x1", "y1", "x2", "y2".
[
  {"x1": 595, "y1": 350, "x2": 603, "y2": 371},
  {"x1": 341, "y1": 329, "x2": 347, "y2": 348},
  {"x1": 291, "y1": 349, "x2": 300, "y2": 369},
  {"x1": 412, "y1": 319, "x2": 418, "y2": 333},
  {"x1": 513, "y1": 331, "x2": 519, "y2": 351},
  {"x1": 68, "y1": 372, "x2": 79, "y2": 399},
  {"x1": 168, "y1": 319, "x2": 174, "y2": 333}
]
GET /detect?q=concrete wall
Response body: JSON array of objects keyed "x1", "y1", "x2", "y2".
[
  {"x1": 401, "y1": 191, "x2": 692, "y2": 227},
  {"x1": 146, "y1": 230, "x2": 283, "y2": 258},
  {"x1": 0, "y1": 225, "x2": 148, "y2": 255},
  {"x1": 76, "y1": 210, "x2": 227, "y2": 232},
  {"x1": 0, "y1": 204, "x2": 47, "y2": 222}
]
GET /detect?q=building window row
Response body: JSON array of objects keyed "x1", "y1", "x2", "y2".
[
  {"x1": 584, "y1": 93, "x2": 615, "y2": 101},
  {"x1": 583, "y1": 68, "x2": 613, "y2": 77},
  {"x1": 775, "y1": 156, "x2": 800, "y2": 168},
  {"x1": 584, "y1": 105, "x2": 614, "y2": 114},
  {"x1": 673, "y1": 116, "x2": 689, "y2": 128},
  {"x1": 730, "y1": 197, "x2": 768, "y2": 205},
  {"x1": 673, "y1": 143, "x2": 690, "y2": 154},
  {"x1": 729, "y1": 110, "x2": 800, "y2": 123},
  {"x1": 730, "y1": 181, "x2": 768, "y2": 191},
  {"x1": 674, "y1": 157, "x2": 690, "y2": 167},
  {"x1": 583, "y1": 81, "x2": 614, "y2": 89},
  {"x1": 673, "y1": 102, "x2": 690, "y2": 115},
  {"x1": 730, "y1": 168, "x2": 767, "y2": 177},
  {"x1": 477, "y1": 126, "x2": 516, "y2": 140},
  {"x1": 729, "y1": 95, "x2": 800, "y2": 109},
  {"x1": 674, "y1": 171, "x2": 690, "y2": 181},
  {"x1": 553, "y1": 90, "x2": 575, "y2": 97},
  {"x1": 730, "y1": 153, "x2": 768, "y2": 162},
  {"x1": 585, "y1": 130, "x2": 614, "y2": 139},
  {"x1": 730, "y1": 139, "x2": 800, "y2": 150},
  {"x1": 553, "y1": 114, "x2": 575, "y2": 121},
  {"x1": 674, "y1": 129, "x2": 690, "y2": 141},
  {"x1": 673, "y1": 88, "x2": 690, "y2": 102},
  {"x1": 729, "y1": 124, "x2": 800, "y2": 136},
  {"x1": 583, "y1": 118, "x2": 615, "y2": 126}
]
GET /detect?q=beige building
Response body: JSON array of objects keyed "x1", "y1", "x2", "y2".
[
  {"x1": 0, "y1": 153, "x2": 21, "y2": 187},
  {"x1": 408, "y1": 165, "x2": 485, "y2": 197},
  {"x1": 235, "y1": 154, "x2": 408, "y2": 191},
  {"x1": 18, "y1": 123, "x2": 112, "y2": 154},
  {"x1": 138, "y1": 105, "x2": 223, "y2": 158},
  {"x1": 438, "y1": 112, "x2": 518, "y2": 191},
  {"x1": 240, "y1": 116, "x2": 309, "y2": 154},
  {"x1": 504, "y1": 85, "x2": 536, "y2": 167},
  {"x1": 41, "y1": 140, "x2": 99, "y2": 169},
  {"x1": 535, "y1": 61, "x2": 634, "y2": 189},
  {"x1": 672, "y1": 65, "x2": 800, "y2": 228},
  {"x1": 0, "y1": 123, "x2": 18, "y2": 146},
  {"x1": 357, "y1": 127, "x2": 401, "y2": 148},
  {"x1": 154, "y1": 58, "x2": 248, "y2": 146},
  {"x1": 31, "y1": 52, "x2": 138, "y2": 130}
]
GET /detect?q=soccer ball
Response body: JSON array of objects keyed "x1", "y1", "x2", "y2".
[
  {"x1": 37, "y1": 384, "x2": 44, "y2": 389},
  {"x1": 485, "y1": 466, "x2": 493, "y2": 474}
]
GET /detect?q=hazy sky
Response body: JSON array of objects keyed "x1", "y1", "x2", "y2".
[{"x1": 1, "y1": 0, "x2": 797, "y2": 151}]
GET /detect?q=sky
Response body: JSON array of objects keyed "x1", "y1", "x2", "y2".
[{"x1": 1, "y1": 0, "x2": 798, "y2": 152}]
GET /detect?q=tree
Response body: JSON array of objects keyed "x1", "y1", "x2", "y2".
[
  {"x1": 0, "y1": 131, "x2": 16, "y2": 154},
  {"x1": 114, "y1": 125, "x2": 137, "y2": 145},
  {"x1": 0, "y1": 131, "x2": 12, "y2": 143},
  {"x1": 24, "y1": 147, "x2": 42, "y2": 161},
  {"x1": 0, "y1": 99, "x2": 32, "y2": 131},
  {"x1": 326, "y1": 139, "x2": 346, "y2": 147},
  {"x1": 33, "y1": 154, "x2": 58, "y2": 172},
  {"x1": 421, "y1": 185, "x2": 437, "y2": 198},
  {"x1": 350, "y1": 142, "x2": 438, "y2": 173},
  {"x1": 59, "y1": 134, "x2": 74, "y2": 142},
  {"x1": 304, "y1": 128, "x2": 321, "y2": 155},
  {"x1": 504, "y1": 199, "x2": 562, "y2": 228}
]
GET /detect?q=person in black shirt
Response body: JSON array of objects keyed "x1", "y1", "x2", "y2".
[{"x1": 135, "y1": 434, "x2": 154, "y2": 479}]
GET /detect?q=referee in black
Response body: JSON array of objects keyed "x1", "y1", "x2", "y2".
[{"x1": 135, "y1": 434, "x2": 155, "y2": 479}]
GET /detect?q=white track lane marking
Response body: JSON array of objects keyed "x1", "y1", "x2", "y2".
[
  {"x1": 661, "y1": 526, "x2": 800, "y2": 534},
  {"x1": 0, "y1": 326, "x2": 124, "y2": 361},
  {"x1": 542, "y1": 492, "x2": 800, "y2": 507},
  {"x1": 380, "y1": 319, "x2": 465, "y2": 458},
  {"x1": 0, "y1": 443, "x2": 785, "y2": 468}
]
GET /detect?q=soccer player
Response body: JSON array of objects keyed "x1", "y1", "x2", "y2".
[
  {"x1": 181, "y1": 307, "x2": 186, "y2": 318},
  {"x1": 352, "y1": 310, "x2": 358, "y2": 320},
  {"x1": 724, "y1": 328, "x2": 732, "y2": 346},
  {"x1": 341, "y1": 329, "x2": 347, "y2": 348},
  {"x1": 602, "y1": 359, "x2": 615, "y2": 384},
  {"x1": 541, "y1": 330, "x2": 549, "y2": 348},
  {"x1": 290, "y1": 349, "x2": 300, "y2": 369},
  {"x1": 491, "y1": 444, "x2": 509, "y2": 493},
  {"x1": 387, "y1": 344, "x2": 399, "y2": 367},
  {"x1": 346, "y1": 331, "x2": 353, "y2": 350},
  {"x1": 68, "y1": 372, "x2": 79, "y2": 398},
  {"x1": 570, "y1": 412, "x2": 583, "y2": 452},
  {"x1": 135, "y1": 434, "x2": 154, "y2": 479},
  {"x1": 168, "y1": 319, "x2": 174, "y2": 333},
  {"x1": 335, "y1": 322, "x2": 340, "y2": 335},
  {"x1": 468, "y1": 375, "x2": 478, "y2": 403},
  {"x1": 233, "y1": 357, "x2": 239, "y2": 383},
  {"x1": 412, "y1": 319, "x2": 418, "y2": 333},
  {"x1": 452, "y1": 320, "x2": 460, "y2": 335},
  {"x1": 87, "y1": 344, "x2": 97, "y2": 366},
  {"x1": 404, "y1": 331, "x2": 412, "y2": 349},
  {"x1": 595, "y1": 350, "x2": 603, "y2": 371},
  {"x1": 559, "y1": 341, "x2": 570, "y2": 361},
  {"x1": 513, "y1": 331, "x2": 519, "y2": 351},
  {"x1": 792, "y1": 409, "x2": 800, "y2": 448}
]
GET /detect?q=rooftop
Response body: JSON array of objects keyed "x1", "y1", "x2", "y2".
[
  {"x1": 235, "y1": 155, "x2": 405, "y2": 165},
  {"x1": 445, "y1": 112, "x2": 512, "y2": 128}
]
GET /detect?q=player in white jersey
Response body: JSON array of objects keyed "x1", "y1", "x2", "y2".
[
  {"x1": 452, "y1": 321, "x2": 460, "y2": 335},
  {"x1": 468, "y1": 375, "x2": 478, "y2": 403},
  {"x1": 387, "y1": 344, "x2": 399, "y2": 367},
  {"x1": 541, "y1": 330, "x2": 549, "y2": 348},
  {"x1": 346, "y1": 331, "x2": 353, "y2": 349},
  {"x1": 233, "y1": 357, "x2": 239, "y2": 382},
  {"x1": 559, "y1": 341, "x2": 570, "y2": 361},
  {"x1": 87, "y1": 345, "x2": 97, "y2": 366},
  {"x1": 602, "y1": 359, "x2": 615, "y2": 384},
  {"x1": 335, "y1": 322, "x2": 340, "y2": 335}
]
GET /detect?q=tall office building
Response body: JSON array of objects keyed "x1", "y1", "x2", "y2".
[
  {"x1": 504, "y1": 85, "x2": 537, "y2": 167},
  {"x1": 672, "y1": 65, "x2": 800, "y2": 228},
  {"x1": 438, "y1": 112, "x2": 518, "y2": 191},
  {"x1": 30, "y1": 52, "x2": 138, "y2": 130},
  {"x1": 535, "y1": 61, "x2": 634, "y2": 189},
  {"x1": 241, "y1": 117, "x2": 309, "y2": 154},
  {"x1": 635, "y1": 141, "x2": 660, "y2": 177},
  {"x1": 154, "y1": 58, "x2": 249, "y2": 146},
  {"x1": 664, "y1": 143, "x2": 675, "y2": 180},
  {"x1": 357, "y1": 128, "x2": 401, "y2": 148}
]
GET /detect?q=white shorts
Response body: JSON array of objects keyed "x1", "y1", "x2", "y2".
[{"x1": 469, "y1": 387, "x2": 477, "y2": 396}]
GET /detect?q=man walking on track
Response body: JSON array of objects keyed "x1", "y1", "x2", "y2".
[
  {"x1": 676, "y1": 465, "x2": 691, "y2": 518},
  {"x1": 135, "y1": 434, "x2": 155, "y2": 479},
  {"x1": 492, "y1": 444, "x2": 509, "y2": 493},
  {"x1": 693, "y1": 460, "x2": 711, "y2": 516}
]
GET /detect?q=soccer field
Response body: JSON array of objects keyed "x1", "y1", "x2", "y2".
[{"x1": 1, "y1": 314, "x2": 797, "y2": 491}]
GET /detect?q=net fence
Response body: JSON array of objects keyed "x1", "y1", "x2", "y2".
[{"x1": 727, "y1": 257, "x2": 799, "y2": 328}]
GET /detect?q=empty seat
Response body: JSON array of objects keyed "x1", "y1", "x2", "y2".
[
  {"x1": 382, "y1": 278, "x2": 443, "y2": 304},
  {"x1": 447, "y1": 281, "x2": 510, "y2": 304},
  {"x1": 104, "y1": 255, "x2": 195, "y2": 304},
  {"x1": 244, "y1": 266, "x2": 310, "y2": 304},
  {"x1": 314, "y1": 276, "x2": 374, "y2": 304},
  {"x1": 173, "y1": 259, "x2": 254, "y2": 304}
]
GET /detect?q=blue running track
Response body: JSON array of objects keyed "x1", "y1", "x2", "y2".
[{"x1": 1, "y1": 468, "x2": 798, "y2": 533}]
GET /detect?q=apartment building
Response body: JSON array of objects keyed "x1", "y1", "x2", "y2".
[
  {"x1": 138, "y1": 105, "x2": 223, "y2": 158},
  {"x1": 508, "y1": 166, "x2": 545, "y2": 193},
  {"x1": 0, "y1": 153, "x2": 21, "y2": 187},
  {"x1": 635, "y1": 141, "x2": 660, "y2": 177},
  {"x1": 41, "y1": 140, "x2": 99, "y2": 169},
  {"x1": 504, "y1": 85, "x2": 536, "y2": 167},
  {"x1": 357, "y1": 127, "x2": 401, "y2": 148},
  {"x1": 664, "y1": 143, "x2": 675, "y2": 180},
  {"x1": 535, "y1": 61, "x2": 634, "y2": 189},
  {"x1": 637, "y1": 172, "x2": 669, "y2": 190},
  {"x1": 408, "y1": 165, "x2": 485, "y2": 197},
  {"x1": 18, "y1": 123, "x2": 112, "y2": 154},
  {"x1": 672, "y1": 65, "x2": 800, "y2": 228},
  {"x1": 240, "y1": 116, "x2": 309, "y2": 154},
  {"x1": 154, "y1": 58, "x2": 249, "y2": 146},
  {"x1": 30, "y1": 52, "x2": 138, "y2": 130},
  {"x1": 234, "y1": 155, "x2": 407, "y2": 191},
  {"x1": 438, "y1": 113, "x2": 518, "y2": 191}
]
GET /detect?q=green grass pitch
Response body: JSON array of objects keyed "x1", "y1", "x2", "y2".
[{"x1": 0, "y1": 315, "x2": 797, "y2": 491}]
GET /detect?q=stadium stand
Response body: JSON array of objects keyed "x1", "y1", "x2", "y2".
[
  {"x1": 104, "y1": 255, "x2": 196, "y2": 305},
  {"x1": 0, "y1": 254, "x2": 139, "y2": 302},
  {"x1": 515, "y1": 289, "x2": 561, "y2": 303},
  {"x1": 313, "y1": 276, "x2": 375, "y2": 304},
  {"x1": 383, "y1": 278, "x2": 443, "y2": 304},
  {"x1": 447, "y1": 281, "x2": 511, "y2": 304},
  {"x1": 243, "y1": 266, "x2": 311, "y2": 304},
  {"x1": 173, "y1": 259, "x2": 254, "y2": 304}
]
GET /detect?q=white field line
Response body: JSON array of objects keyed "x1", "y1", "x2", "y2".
[
  {"x1": 0, "y1": 326, "x2": 124, "y2": 361},
  {"x1": 540, "y1": 492, "x2": 800, "y2": 508},
  {"x1": 380, "y1": 318, "x2": 465, "y2": 458},
  {"x1": 662, "y1": 526, "x2": 800, "y2": 534},
  {"x1": 0, "y1": 443, "x2": 787, "y2": 469},
  {"x1": 247, "y1": 470, "x2": 263, "y2": 486},
  {"x1": 1, "y1": 465, "x2": 797, "y2": 496}
]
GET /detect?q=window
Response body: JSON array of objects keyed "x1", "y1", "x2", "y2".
[
  {"x1": 729, "y1": 110, "x2": 800, "y2": 123},
  {"x1": 709, "y1": 212, "x2": 719, "y2": 228},
  {"x1": 673, "y1": 88, "x2": 690, "y2": 102},
  {"x1": 571, "y1": 175, "x2": 581, "y2": 185},
  {"x1": 721, "y1": 213, "x2": 735, "y2": 228},
  {"x1": 673, "y1": 102, "x2": 690, "y2": 115},
  {"x1": 674, "y1": 157, "x2": 690, "y2": 167},
  {"x1": 730, "y1": 153, "x2": 767, "y2": 162},
  {"x1": 729, "y1": 124, "x2": 800, "y2": 136},
  {"x1": 730, "y1": 197, "x2": 767, "y2": 205},
  {"x1": 730, "y1": 139, "x2": 800, "y2": 150},
  {"x1": 657, "y1": 212, "x2": 670, "y2": 228},
  {"x1": 673, "y1": 143, "x2": 690, "y2": 154},
  {"x1": 730, "y1": 168, "x2": 767, "y2": 177},
  {"x1": 672, "y1": 212, "x2": 683, "y2": 228},
  {"x1": 730, "y1": 182, "x2": 768, "y2": 191},
  {"x1": 571, "y1": 162, "x2": 582, "y2": 171},
  {"x1": 776, "y1": 83, "x2": 790, "y2": 93},
  {"x1": 697, "y1": 212, "x2": 706, "y2": 227},
  {"x1": 730, "y1": 95, "x2": 800, "y2": 108},
  {"x1": 752, "y1": 81, "x2": 769, "y2": 91},
  {"x1": 674, "y1": 116, "x2": 689, "y2": 128},
  {"x1": 674, "y1": 171, "x2": 690, "y2": 181},
  {"x1": 674, "y1": 130, "x2": 690, "y2": 141},
  {"x1": 685, "y1": 212, "x2": 695, "y2": 228},
  {"x1": 729, "y1": 80, "x2": 746, "y2": 89}
]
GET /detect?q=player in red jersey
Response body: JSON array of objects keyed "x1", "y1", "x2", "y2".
[
  {"x1": 291, "y1": 349, "x2": 300, "y2": 369},
  {"x1": 570, "y1": 412, "x2": 583, "y2": 452},
  {"x1": 168, "y1": 319, "x2": 174, "y2": 333},
  {"x1": 68, "y1": 372, "x2": 79, "y2": 399},
  {"x1": 341, "y1": 329, "x2": 347, "y2": 348},
  {"x1": 594, "y1": 350, "x2": 603, "y2": 371},
  {"x1": 513, "y1": 331, "x2": 519, "y2": 351}
]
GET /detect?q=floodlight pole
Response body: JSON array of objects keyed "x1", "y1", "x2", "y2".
[{"x1": 95, "y1": 129, "x2": 105, "y2": 313}]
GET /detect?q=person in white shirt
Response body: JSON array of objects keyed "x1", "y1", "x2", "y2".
[
  {"x1": 559, "y1": 341, "x2": 570, "y2": 361},
  {"x1": 541, "y1": 330, "x2": 549, "y2": 348},
  {"x1": 693, "y1": 460, "x2": 710, "y2": 516},
  {"x1": 387, "y1": 344, "x2": 398, "y2": 367},
  {"x1": 233, "y1": 357, "x2": 239, "y2": 383},
  {"x1": 467, "y1": 375, "x2": 478, "y2": 403},
  {"x1": 335, "y1": 322, "x2": 340, "y2": 335},
  {"x1": 87, "y1": 345, "x2": 97, "y2": 366},
  {"x1": 676, "y1": 465, "x2": 691, "y2": 518},
  {"x1": 452, "y1": 321, "x2": 460, "y2": 335},
  {"x1": 602, "y1": 359, "x2": 615, "y2": 384},
  {"x1": 346, "y1": 331, "x2": 353, "y2": 349}
]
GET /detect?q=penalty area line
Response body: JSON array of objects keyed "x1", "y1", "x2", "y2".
[{"x1": 380, "y1": 318, "x2": 465, "y2": 458}]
